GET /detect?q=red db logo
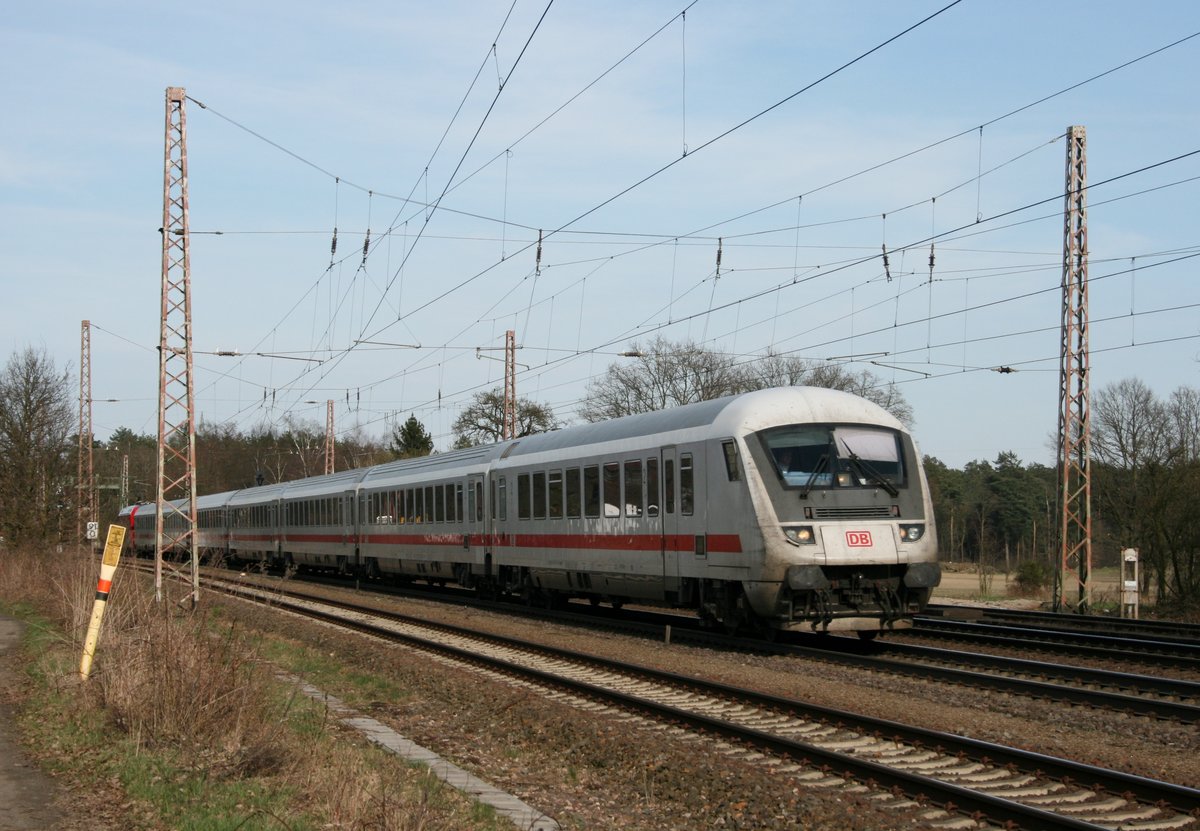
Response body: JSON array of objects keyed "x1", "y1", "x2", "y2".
[{"x1": 846, "y1": 531, "x2": 873, "y2": 547}]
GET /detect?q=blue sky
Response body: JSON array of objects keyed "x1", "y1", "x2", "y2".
[{"x1": 3, "y1": 1, "x2": 1199, "y2": 469}]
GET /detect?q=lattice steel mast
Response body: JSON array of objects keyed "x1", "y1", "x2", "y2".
[
  {"x1": 77, "y1": 319, "x2": 96, "y2": 548},
  {"x1": 155, "y1": 86, "x2": 200, "y2": 607},
  {"x1": 1055, "y1": 125, "x2": 1092, "y2": 613},
  {"x1": 503, "y1": 329, "x2": 516, "y2": 440},
  {"x1": 324, "y1": 400, "x2": 335, "y2": 475}
]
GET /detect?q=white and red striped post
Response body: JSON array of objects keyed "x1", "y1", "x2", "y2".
[{"x1": 80, "y1": 525, "x2": 127, "y2": 680}]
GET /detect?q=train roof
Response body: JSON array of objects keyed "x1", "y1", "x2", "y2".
[
  {"x1": 275, "y1": 466, "x2": 370, "y2": 499},
  {"x1": 357, "y1": 443, "x2": 499, "y2": 488},
  {"x1": 115, "y1": 387, "x2": 904, "y2": 516},
  {"x1": 499, "y1": 386, "x2": 904, "y2": 460}
]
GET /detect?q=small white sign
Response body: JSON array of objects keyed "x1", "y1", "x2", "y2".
[{"x1": 86, "y1": 521, "x2": 99, "y2": 540}]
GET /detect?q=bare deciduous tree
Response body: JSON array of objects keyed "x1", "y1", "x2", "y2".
[
  {"x1": 1092, "y1": 378, "x2": 1200, "y2": 605},
  {"x1": 0, "y1": 347, "x2": 75, "y2": 546},
  {"x1": 580, "y1": 339, "x2": 913, "y2": 425},
  {"x1": 580, "y1": 337, "x2": 747, "y2": 422},
  {"x1": 452, "y1": 389, "x2": 559, "y2": 447}
]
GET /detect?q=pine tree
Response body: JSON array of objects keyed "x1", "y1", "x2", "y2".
[{"x1": 390, "y1": 414, "x2": 434, "y2": 458}]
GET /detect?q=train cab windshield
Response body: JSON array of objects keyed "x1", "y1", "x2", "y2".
[{"x1": 760, "y1": 425, "x2": 905, "y2": 494}]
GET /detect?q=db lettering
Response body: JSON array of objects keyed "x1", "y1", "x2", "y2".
[{"x1": 845, "y1": 531, "x2": 873, "y2": 547}]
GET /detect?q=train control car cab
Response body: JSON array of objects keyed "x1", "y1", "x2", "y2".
[{"x1": 735, "y1": 391, "x2": 940, "y2": 635}]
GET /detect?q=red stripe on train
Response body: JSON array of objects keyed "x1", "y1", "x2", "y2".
[
  {"x1": 362, "y1": 532, "x2": 742, "y2": 554},
  {"x1": 212, "y1": 531, "x2": 744, "y2": 555}
]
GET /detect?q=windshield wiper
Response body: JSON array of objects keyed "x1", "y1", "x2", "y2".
[
  {"x1": 838, "y1": 439, "x2": 899, "y2": 497},
  {"x1": 799, "y1": 451, "x2": 829, "y2": 499}
]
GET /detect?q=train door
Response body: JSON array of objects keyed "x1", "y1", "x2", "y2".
[
  {"x1": 339, "y1": 490, "x2": 355, "y2": 558},
  {"x1": 660, "y1": 446, "x2": 680, "y2": 592},
  {"x1": 466, "y1": 473, "x2": 485, "y2": 559},
  {"x1": 270, "y1": 501, "x2": 282, "y2": 566}
]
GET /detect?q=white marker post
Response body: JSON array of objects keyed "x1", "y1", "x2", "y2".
[{"x1": 80, "y1": 525, "x2": 127, "y2": 680}]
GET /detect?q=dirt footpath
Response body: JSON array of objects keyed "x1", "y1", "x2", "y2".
[{"x1": 0, "y1": 615, "x2": 62, "y2": 831}]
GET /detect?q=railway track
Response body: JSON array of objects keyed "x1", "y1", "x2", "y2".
[
  {"x1": 261, "y1": 569, "x2": 1200, "y2": 722},
  {"x1": 925, "y1": 604, "x2": 1200, "y2": 643},
  {"x1": 910, "y1": 616, "x2": 1200, "y2": 671},
  {"x1": 202, "y1": 573, "x2": 1200, "y2": 831}
]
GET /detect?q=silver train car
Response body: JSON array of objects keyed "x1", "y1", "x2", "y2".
[{"x1": 119, "y1": 387, "x2": 941, "y2": 636}]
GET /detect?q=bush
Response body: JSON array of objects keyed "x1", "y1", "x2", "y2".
[{"x1": 1011, "y1": 559, "x2": 1052, "y2": 595}]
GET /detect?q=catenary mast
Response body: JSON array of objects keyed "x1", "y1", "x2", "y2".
[
  {"x1": 1055, "y1": 125, "x2": 1092, "y2": 613},
  {"x1": 155, "y1": 86, "x2": 200, "y2": 607}
]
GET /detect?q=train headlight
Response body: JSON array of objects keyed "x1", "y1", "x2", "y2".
[
  {"x1": 783, "y1": 525, "x2": 816, "y2": 545},
  {"x1": 898, "y1": 523, "x2": 925, "y2": 542}
]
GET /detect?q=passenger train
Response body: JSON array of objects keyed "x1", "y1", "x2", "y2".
[{"x1": 119, "y1": 387, "x2": 941, "y2": 637}]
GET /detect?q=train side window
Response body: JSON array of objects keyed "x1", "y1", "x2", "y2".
[
  {"x1": 413, "y1": 488, "x2": 422, "y2": 524},
  {"x1": 624, "y1": 460, "x2": 643, "y2": 517},
  {"x1": 548, "y1": 470, "x2": 563, "y2": 519},
  {"x1": 646, "y1": 458, "x2": 660, "y2": 517},
  {"x1": 498, "y1": 477, "x2": 507, "y2": 521},
  {"x1": 603, "y1": 462, "x2": 620, "y2": 518},
  {"x1": 474, "y1": 481, "x2": 483, "y2": 522},
  {"x1": 517, "y1": 473, "x2": 531, "y2": 520},
  {"x1": 533, "y1": 471, "x2": 547, "y2": 519},
  {"x1": 665, "y1": 459, "x2": 675, "y2": 514},
  {"x1": 722, "y1": 440, "x2": 740, "y2": 481},
  {"x1": 565, "y1": 467, "x2": 581, "y2": 518},
  {"x1": 584, "y1": 466, "x2": 600, "y2": 518},
  {"x1": 680, "y1": 454, "x2": 694, "y2": 516},
  {"x1": 456, "y1": 483, "x2": 464, "y2": 523},
  {"x1": 423, "y1": 487, "x2": 433, "y2": 523},
  {"x1": 491, "y1": 479, "x2": 497, "y2": 520},
  {"x1": 435, "y1": 485, "x2": 446, "y2": 523}
]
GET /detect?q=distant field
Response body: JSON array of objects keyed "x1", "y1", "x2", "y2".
[{"x1": 932, "y1": 565, "x2": 1124, "y2": 605}]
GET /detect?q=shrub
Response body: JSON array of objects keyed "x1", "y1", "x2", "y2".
[{"x1": 1011, "y1": 559, "x2": 1052, "y2": 595}]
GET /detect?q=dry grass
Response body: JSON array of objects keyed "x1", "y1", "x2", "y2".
[{"x1": 0, "y1": 544, "x2": 504, "y2": 830}]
